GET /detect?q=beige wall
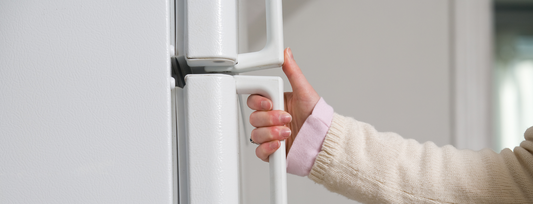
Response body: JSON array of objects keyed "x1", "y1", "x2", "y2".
[{"x1": 239, "y1": 1, "x2": 452, "y2": 203}]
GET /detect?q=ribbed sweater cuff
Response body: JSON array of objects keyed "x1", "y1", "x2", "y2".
[{"x1": 309, "y1": 113, "x2": 347, "y2": 183}]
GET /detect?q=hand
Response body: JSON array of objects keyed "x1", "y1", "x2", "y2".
[{"x1": 248, "y1": 48, "x2": 320, "y2": 162}]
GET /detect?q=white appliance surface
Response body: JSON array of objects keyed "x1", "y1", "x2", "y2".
[
  {"x1": 184, "y1": 74, "x2": 239, "y2": 204},
  {"x1": 0, "y1": 0, "x2": 174, "y2": 203},
  {"x1": 185, "y1": 0, "x2": 237, "y2": 67}
]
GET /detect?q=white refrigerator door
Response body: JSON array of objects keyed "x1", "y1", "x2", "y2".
[{"x1": 0, "y1": 0, "x2": 175, "y2": 203}]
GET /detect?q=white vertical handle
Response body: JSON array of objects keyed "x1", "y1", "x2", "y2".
[
  {"x1": 205, "y1": 0, "x2": 284, "y2": 73},
  {"x1": 234, "y1": 75, "x2": 287, "y2": 204}
]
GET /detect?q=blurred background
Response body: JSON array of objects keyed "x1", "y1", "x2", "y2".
[
  {"x1": 236, "y1": 0, "x2": 533, "y2": 203},
  {"x1": 494, "y1": 0, "x2": 533, "y2": 152}
]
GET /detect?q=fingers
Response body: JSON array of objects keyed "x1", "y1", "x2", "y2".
[
  {"x1": 256, "y1": 141, "x2": 280, "y2": 162},
  {"x1": 252, "y1": 127, "x2": 288, "y2": 162},
  {"x1": 249, "y1": 110, "x2": 292, "y2": 127},
  {"x1": 251, "y1": 126, "x2": 291, "y2": 144},
  {"x1": 282, "y1": 48, "x2": 313, "y2": 93},
  {"x1": 247, "y1": 94, "x2": 272, "y2": 111},
  {"x1": 247, "y1": 92, "x2": 289, "y2": 163}
]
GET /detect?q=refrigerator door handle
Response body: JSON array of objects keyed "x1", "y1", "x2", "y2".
[
  {"x1": 205, "y1": 0, "x2": 284, "y2": 73},
  {"x1": 235, "y1": 75, "x2": 287, "y2": 204}
]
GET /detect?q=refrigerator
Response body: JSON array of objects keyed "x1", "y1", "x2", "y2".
[
  {"x1": 1, "y1": 0, "x2": 176, "y2": 203},
  {"x1": 1, "y1": 0, "x2": 286, "y2": 203}
]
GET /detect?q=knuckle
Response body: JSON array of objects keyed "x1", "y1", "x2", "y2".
[
  {"x1": 268, "y1": 111, "x2": 278, "y2": 126},
  {"x1": 269, "y1": 127, "x2": 279, "y2": 140},
  {"x1": 271, "y1": 111, "x2": 285, "y2": 125}
]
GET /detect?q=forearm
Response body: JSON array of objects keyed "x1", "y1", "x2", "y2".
[{"x1": 309, "y1": 113, "x2": 533, "y2": 203}]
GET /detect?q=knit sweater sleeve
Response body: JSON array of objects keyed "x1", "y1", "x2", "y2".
[{"x1": 309, "y1": 113, "x2": 533, "y2": 203}]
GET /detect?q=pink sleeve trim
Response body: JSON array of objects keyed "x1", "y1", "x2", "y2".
[{"x1": 286, "y1": 98, "x2": 334, "y2": 177}]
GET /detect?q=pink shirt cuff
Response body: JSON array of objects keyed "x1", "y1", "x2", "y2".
[{"x1": 286, "y1": 98, "x2": 334, "y2": 177}]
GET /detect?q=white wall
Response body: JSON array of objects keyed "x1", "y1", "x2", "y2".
[{"x1": 239, "y1": 1, "x2": 452, "y2": 203}]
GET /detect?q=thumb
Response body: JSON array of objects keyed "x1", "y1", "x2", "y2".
[{"x1": 282, "y1": 48, "x2": 312, "y2": 93}]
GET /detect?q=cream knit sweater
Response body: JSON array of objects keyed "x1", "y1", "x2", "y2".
[{"x1": 309, "y1": 113, "x2": 533, "y2": 203}]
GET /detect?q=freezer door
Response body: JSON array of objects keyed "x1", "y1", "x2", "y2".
[{"x1": 0, "y1": 1, "x2": 175, "y2": 203}]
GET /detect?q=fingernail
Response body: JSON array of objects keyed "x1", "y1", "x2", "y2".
[
  {"x1": 280, "y1": 128, "x2": 291, "y2": 139},
  {"x1": 261, "y1": 100, "x2": 271, "y2": 110},
  {"x1": 280, "y1": 113, "x2": 292, "y2": 124},
  {"x1": 287, "y1": 47, "x2": 294, "y2": 59},
  {"x1": 270, "y1": 141, "x2": 280, "y2": 150}
]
